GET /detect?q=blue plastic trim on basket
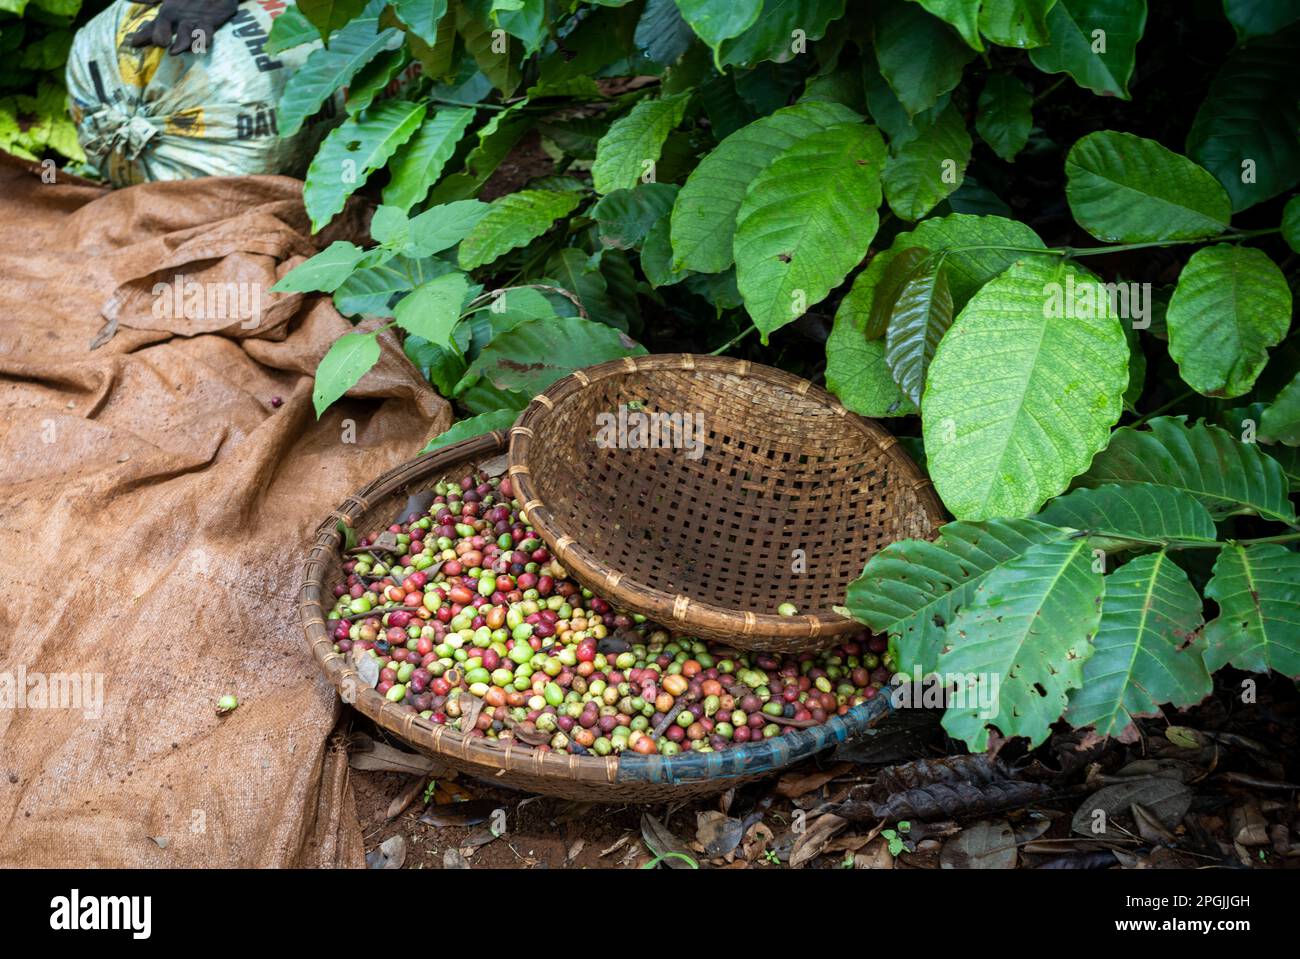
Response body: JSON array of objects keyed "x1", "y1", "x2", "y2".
[{"x1": 613, "y1": 692, "x2": 894, "y2": 784}]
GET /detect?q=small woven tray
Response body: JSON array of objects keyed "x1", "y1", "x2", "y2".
[
  {"x1": 299, "y1": 430, "x2": 897, "y2": 802},
  {"x1": 508, "y1": 354, "x2": 943, "y2": 652}
]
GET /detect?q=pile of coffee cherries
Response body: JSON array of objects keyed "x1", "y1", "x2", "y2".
[{"x1": 326, "y1": 471, "x2": 896, "y2": 757}]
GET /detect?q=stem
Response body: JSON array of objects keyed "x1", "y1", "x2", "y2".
[
  {"x1": 1128, "y1": 389, "x2": 1194, "y2": 428},
  {"x1": 708, "y1": 325, "x2": 758, "y2": 355},
  {"x1": 429, "y1": 97, "x2": 504, "y2": 111},
  {"x1": 1033, "y1": 76, "x2": 1068, "y2": 105},
  {"x1": 935, "y1": 227, "x2": 1285, "y2": 264}
]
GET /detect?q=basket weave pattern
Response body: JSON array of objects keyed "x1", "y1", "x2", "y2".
[{"x1": 509, "y1": 355, "x2": 943, "y2": 651}]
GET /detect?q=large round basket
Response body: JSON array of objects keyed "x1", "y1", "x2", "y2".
[
  {"x1": 300, "y1": 430, "x2": 898, "y2": 802},
  {"x1": 507, "y1": 354, "x2": 944, "y2": 653}
]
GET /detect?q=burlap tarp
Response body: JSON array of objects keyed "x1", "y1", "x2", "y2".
[{"x1": 0, "y1": 155, "x2": 450, "y2": 867}]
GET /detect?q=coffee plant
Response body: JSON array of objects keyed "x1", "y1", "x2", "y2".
[
  {"x1": 0, "y1": 0, "x2": 92, "y2": 162},
  {"x1": 274, "y1": 0, "x2": 1300, "y2": 751}
]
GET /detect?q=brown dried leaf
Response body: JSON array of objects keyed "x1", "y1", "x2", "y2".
[
  {"x1": 366, "y1": 834, "x2": 406, "y2": 869},
  {"x1": 940, "y1": 820, "x2": 1017, "y2": 869},
  {"x1": 640, "y1": 813, "x2": 695, "y2": 868},
  {"x1": 349, "y1": 737, "x2": 442, "y2": 775},
  {"x1": 789, "y1": 813, "x2": 847, "y2": 869},
  {"x1": 695, "y1": 810, "x2": 746, "y2": 859},
  {"x1": 386, "y1": 777, "x2": 428, "y2": 820},
  {"x1": 775, "y1": 762, "x2": 853, "y2": 799},
  {"x1": 1072, "y1": 777, "x2": 1192, "y2": 837}
]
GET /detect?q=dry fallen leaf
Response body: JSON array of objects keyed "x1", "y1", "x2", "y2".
[
  {"x1": 941, "y1": 820, "x2": 1017, "y2": 869},
  {"x1": 367, "y1": 835, "x2": 407, "y2": 869},
  {"x1": 789, "y1": 813, "x2": 847, "y2": 869}
]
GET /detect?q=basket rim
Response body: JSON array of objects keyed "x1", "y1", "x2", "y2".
[
  {"x1": 298, "y1": 428, "x2": 896, "y2": 790},
  {"x1": 506, "y1": 353, "x2": 944, "y2": 644}
]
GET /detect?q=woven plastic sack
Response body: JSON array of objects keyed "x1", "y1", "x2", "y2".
[{"x1": 66, "y1": 0, "x2": 337, "y2": 186}]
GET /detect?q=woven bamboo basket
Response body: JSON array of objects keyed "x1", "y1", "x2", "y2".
[
  {"x1": 300, "y1": 430, "x2": 899, "y2": 802},
  {"x1": 508, "y1": 354, "x2": 944, "y2": 653}
]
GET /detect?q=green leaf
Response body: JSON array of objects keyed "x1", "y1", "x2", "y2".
[
  {"x1": 333, "y1": 255, "x2": 456, "y2": 317},
  {"x1": 1222, "y1": 0, "x2": 1300, "y2": 40},
  {"x1": 455, "y1": 0, "x2": 520, "y2": 95},
  {"x1": 887, "y1": 213, "x2": 1049, "y2": 307},
  {"x1": 715, "y1": 0, "x2": 846, "y2": 69},
  {"x1": 405, "y1": 200, "x2": 490, "y2": 255},
  {"x1": 381, "y1": 107, "x2": 476, "y2": 213},
  {"x1": 298, "y1": 0, "x2": 368, "y2": 40},
  {"x1": 464, "y1": 314, "x2": 647, "y2": 395},
  {"x1": 975, "y1": 74, "x2": 1032, "y2": 162},
  {"x1": 405, "y1": 334, "x2": 469, "y2": 396},
  {"x1": 882, "y1": 101, "x2": 972, "y2": 221},
  {"x1": 845, "y1": 518, "x2": 1068, "y2": 675},
  {"x1": 545, "y1": 248, "x2": 625, "y2": 330},
  {"x1": 422, "y1": 408, "x2": 522, "y2": 453},
  {"x1": 1203, "y1": 544, "x2": 1300, "y2": 678},
  {"x1": 1260, "y1": 371, "x2": 1300, "y2": 445},
  {"x1": 390, "y1": 0, "x2": 448, "y2": 45},
  {"x1": 458, "y1": 190, "x2": 582, "y2": 270},
  {"x1": 271, "y1": 241, "x2": 368, "y2": 294},
  {"x1": 1076, "y1": 416, "x2": 1298, "y2": 525},
  {"x1": 670, "y1": 99, "x2": 861, "y2": 274},
  {"x1": 345, "y1": 49, "x2": 408, "y2": 117},
  {"x1": 1284, "y1": 196, "x2": 1300, "y2": 254},
  {"x1": 1028, "y1": 0, "x2": 1147, "y2": 99},
  {"x1": 909, "y1": 0, "x2": 983, "y2": 50},
  {"x1": 978, "y1": 0, "x2": 1055, "y2": 48},
  {"x1": 392, "y1": 272, "x2": 471, "y2": 347},
  {"x1": 874, "y1": 0, "x2": 977, "y2": 116},
  {"x1": 941, "y1": 538, "x2": 1103, "y2": 750},
  {"x1": 277, "y1": 16, "x2": 402, "y2": 138},
  {"x1": 426, "y1": 103, "x2": 534, "y2": 204},
  {"x1": 1165, "y1": 244, "x2": 1292, "y2": 399},
  {"x1": 673, "y1": 0, "x2": 763, "y2": 57},
  {"x1": 1065, "y1": 131, "x2": 1232, "y2": 242},
  {"x1": 304, "y1": 100, "x2": 427, "y2": 232},
  {"x1": 866, "y1": 247, "x2": 929, "y2": 339},
  {"x1": 636, "y1": 0, "x2": 695, "y2": 64},
  {"x1": 267, "y1": 6, "x2": 320, "y2": 53},
  {"x1": 1186, "y1": 31, "x2": 1300, "y2": 212},
  {"x1": 884, "y1": 263, "x2": 954, "y2": 404},
  {"x1": 1066, "y1": 551, "x2": 1211, "y2": 740},
  {"x1": 592, "y1": 92, "x2": 691, "y2": 194},
  {"x1": 1034, "y1": 483, "x2": 1220, "y2": 545},
  {"x1": 922, "y1": 257, "x2": 1130, "y2": 519},
  {"x1": 734, "y1": 122, "x2": 887, "y2": 343},
  {"x1": 641, "y1": 216, "x2": 690, "y2": 288},
  {"x1": 313, "y1": 331, "x2": 381, "y2": 417},
  {"x1": 825, "y1": 321, "x2": 917, "y2": 418},
  {"x1": 592, "y1": 183, "x2": 679, "y2": 249}
]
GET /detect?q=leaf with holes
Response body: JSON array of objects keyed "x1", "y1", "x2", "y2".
[
  {"x1": 921, "y1": 257, "x2": 1129, "y2": 520},
  {"x1": 733, "y1": 122, "x2": 886, "y2": 343},
  {"x1": 670, "y1": 99, "x2": 861, "y2": 274},
  {"x1": 882, "y1": 102, "x2": 972, "y2": 221},
  {"x1": 941, "y1": 538, "x2": 1103, "y2": 750},
  {"x1": 1028, "y1": 0, "x2": 1147, "y2": 99},
  {"x1": 304, "y1": 100, "x2": 427, "y2": 232},
  {"x1": 845, "y1": 518, "x2": 1070, "y2": 676},
  {"x1": 1166, "y1": 244, "x2": 1292, "y2": 399},
  {"x1": 458, "y1": 190, "x2": 582, "y2": 270},
  {"x1": 885, "y1": 262, "x2": 954, "y2": 405},
  {"x1": 1065, "y1": 131, "x2": 1231, "y2": 242},
  {"x1": 1203, "y1": 544, "x2": 1300, "y2": 678},
  {"x1": 1067, "y1": 551, "x2": 1210, "y2": 740},
  {"x1": 1076, "y1": 416, "x2": 1298, "y2": 525},
  {"x1": 1034, "y1": 483, "x2": 1219, "y2": 546},
  {"x1": 592, "y1": 92, "x2": 691, "y2": 194}
]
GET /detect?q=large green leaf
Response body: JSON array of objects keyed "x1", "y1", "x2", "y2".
[
  {"x1": 277, "y1": 15, "x2": 402, "y2": 137},
  {"x1": 271, "y1": 241, "x2": 368, "y2": 294},
  {"x1": 1076, "y1": 416, "x2": 1298, "y2": 525},
  {"x1": 422, "y1": 408, "x2": 522, "y2": 453},
  {"x1": 1166, "y1": 244, "x2": 1292, "y2": 399},
  {"x1": 1027, "y1": 0, "x2": 1147, "y2": 99},
  {"x1": 715, "y1": 0, "x2": 845, "y2": 69},
  {"x1": 845, "y1": 518, "x2": 1068, "y2": 676},
  {"x1": 1034, "y1": 483, "x2": 1219, "y2": 545},
  {"x1": 866, "y1": 247, "x2": 929, "y2": 339},
  {"x1": 975, "y1": 74, "x2": 1032, "y2": 162},
  {"x1": 673, "y1": 0, "x2": 763, "y2": 54},
  {"x1": 733, "y1": 122, "x2": 886, "y2": 342},
  {"x1": 874, "y1": 0, "x2": 976, "y2": 116},
  {"x1": 670, "y1": 99, "x2": 860, "y2": 274},
  {"x1": 463, "y1": 314, "x2": 647, "y2": 395},
  {"x1": 826, "y1": 250, "x2": 916, "y2": 417},
  {"x1": 592, "y1": 183, "x2": 679, "y2": 249},
  {"x1": 344, "y1": 50, "x2": 409, "y2": 117},
  {"x1": 1284, "y1": 196, "x2": 1300, "y2": 254},
  {"x1": 1186, "y1": 30, "x2": 1300, "y2": 212},
  {"x1": 382, "y1": 107, "x2": 476, "y2": 213},
  {"x1": 592, "y1": 92, "x2": 691, "y2": 194},
  {"x1": 458, "y1": 190, "x2": 582, "y2": 270},
  {"x1": 298, "y1": 0, "x2": 368, "y2": 40},
  {"x1": 909, "y1": 0, "x2": 983, "y2": 50},
  {"x1": 636, "y1": 0, "x2": 695, "y2": 64},
  {"x1": 941, "y1": 538, "x2": 1103, "y2": 750},
  {"x1": 406, "y1": 199, "x2": 490, "y2": 255},
  {"x1": 304, "y1": 100, "x2": 427, "y2": 232},
  {"x1": 1222, "y1": 0, "x2": 1300, "y2": 40},
  {"x1": 978, "y1": 0, "x2": 1055, "y2": 48},
  {"x1": 390, "y1": 0, "x2": 448, "y2": 45},
  {"x1": 922, "y1": 257, "x2": 1130, "y2": 520},
  {"x1": 1203, "y1": 544, "x2": 1300, "y2": 678},
  {"x1": 267, "y1": 5, "x2": 320, "y2": 53},
  {"x1": 884, "y1": 262, "x2": 954, "y2": 404},
  {"x1": 426, "y1": 103, "x2": 534, "y2": 204},
  {"x1": 1260, "y1": 371, "x2": 1300, "y2": 445},
  {"x1": 882, "y1": 101, "x2": 972, "y2": 221},
  {"x1": 314, "y1": 331, "x2": 381, "y2": 417},
  {"x1": 392, "y1": 272, "x2": 471, "y2": 348},
  {"x1": 1065, "y1": 131, "x2": 1232, "y2": 242},
  {"x1": 1067, "y1": 551, "x2": 1211, "y2": 740},
  {"x1": 455, "y1": 0, "x2": 520, "y2": 94},
  {"x1": 887, "y1": 213, "x2": 1049, "y2": 307}
]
